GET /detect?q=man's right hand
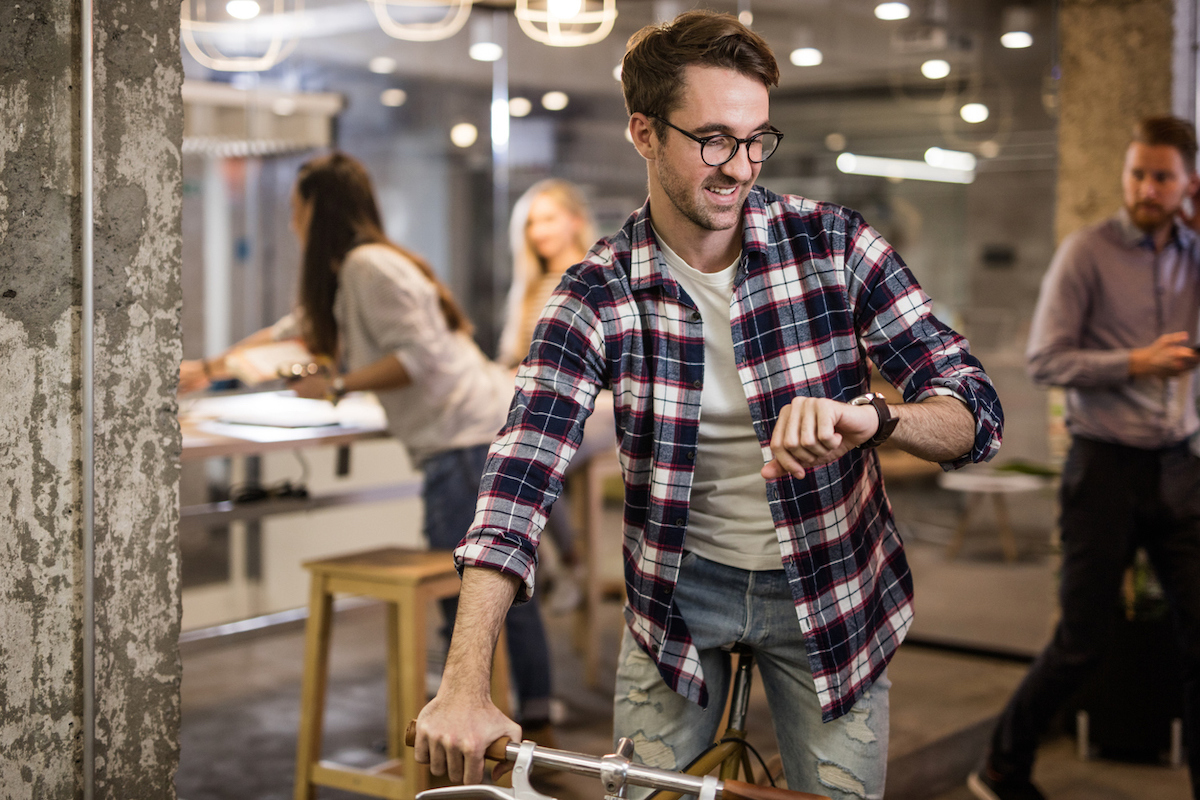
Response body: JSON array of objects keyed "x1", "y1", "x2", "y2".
[
  {"x1": 1129, "y1": 331, "x2": 1200, "y2": 378},
  {"x1": 414, "y1": 689, "x2": 520, "y2": 785}
]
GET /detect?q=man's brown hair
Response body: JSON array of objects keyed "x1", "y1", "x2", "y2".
[
  {"x1": 621, "y1": 10, "x2": 779, "y2": 136},
  {"x1": 1133, "y1": 116, "x2": 1198, "y2": 173}
]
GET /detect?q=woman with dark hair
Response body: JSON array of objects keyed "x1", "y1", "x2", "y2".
[{"x1": 181, "y1": 151, "x2": 557, "y2": 734}]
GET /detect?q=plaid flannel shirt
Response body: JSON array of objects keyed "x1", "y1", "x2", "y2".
[{"x1": 457, "y1": 186, "x2": 1003, "y2": 721}]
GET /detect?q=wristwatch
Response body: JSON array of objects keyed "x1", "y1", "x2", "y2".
[{"x1": 849, "y1": 392, "x2": 897, "y2": 449}]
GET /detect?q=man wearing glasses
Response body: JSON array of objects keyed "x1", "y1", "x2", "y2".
[{"x1": 416, "y1": 10, "x2": 1003, "y2": 799}]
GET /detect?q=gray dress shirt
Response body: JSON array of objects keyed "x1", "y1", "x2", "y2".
[{"x1": 1026, "y1": 210, "x2": 1200, "y2": 449}]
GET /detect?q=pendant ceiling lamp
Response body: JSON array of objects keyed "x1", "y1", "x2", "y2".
[
  {"x1": 515, "y1": 0, "x2": 617, "y2": 47},
  {"x1": 180, "y1": 0, "x2": 302, "y2": 72},
  {"x1": 369, "y1": 0, "x2": 474, "y2": 42}
]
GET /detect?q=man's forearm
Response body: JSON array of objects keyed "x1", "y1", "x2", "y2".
[
  {"x1": 441, "y1": 567, "x2": 521, "y2": 699},
  {"x1": 889, "y1": 395, "x2": 975, "y2": 462}
]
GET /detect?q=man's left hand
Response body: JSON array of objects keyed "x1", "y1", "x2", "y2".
[{"x1": 762, "y1": 396, "x2": 880, "y2": 480}]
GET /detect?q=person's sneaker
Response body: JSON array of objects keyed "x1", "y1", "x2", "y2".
[{"x1": 967, "y1": 769, "x2": 1046, "y2": 800}]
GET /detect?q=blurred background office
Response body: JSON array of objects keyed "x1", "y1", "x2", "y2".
[{"x1": 6, "y1": 1, "x2": 1199, "y2": 798}]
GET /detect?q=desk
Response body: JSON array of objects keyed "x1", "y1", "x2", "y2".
[
  {"x1": 181, "y1": 392, "x2": 420, "y2": 530},
  {"x1": 180, "y1": 391, "x2": 424, "y2": 630}
]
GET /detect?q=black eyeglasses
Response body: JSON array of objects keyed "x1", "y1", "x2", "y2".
[{"x1": 647, "y1": 114, "x2": 784, "y2": 167}]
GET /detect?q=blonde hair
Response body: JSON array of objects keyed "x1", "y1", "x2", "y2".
[{"x1": 498, "y1": 179, "x2": 597, "y2": 366}]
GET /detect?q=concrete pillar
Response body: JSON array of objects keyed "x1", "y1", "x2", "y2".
[
  {"x1": 1056, "y1": 0, "x2": 1175, "y2": 241},
  {"x1": 0, "y1": 1, "x2": 182, "y2": 797}
]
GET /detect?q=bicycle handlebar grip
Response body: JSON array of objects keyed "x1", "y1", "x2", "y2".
[
  {"x1": 721, "y1": 779, "x2": 830, "y2": 800},
  {"x1": 404, "y1": 720, "x2": 512, "y2": 762}
]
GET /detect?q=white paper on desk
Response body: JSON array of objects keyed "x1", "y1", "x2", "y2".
[
  {"x1": 195, "y1": 420, "x2": 337, "y2": 444},
  {"x1": 210, "y1": 393, "x2": 341, "y2": 428}
]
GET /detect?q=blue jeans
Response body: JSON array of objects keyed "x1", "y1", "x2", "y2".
[
  {"x1": 613, "y1": 552, "x2": 889, "y2": 800},
  {"x1": 422, "y1": 444, "x2": 554, "y2": 724}
]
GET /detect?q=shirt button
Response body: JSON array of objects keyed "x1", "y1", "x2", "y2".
[
  {"x1": 674, "y1": 517, "x2": 685, "y2": 526},
  {"x1": 690, "y1": 311, "x2": 701, "y2": 322},
  {"x1": 692, "y1": 380, "x2": 702, "y2": 389},
  {"x1": 686, "y1": 450, "x2": 696, "y2": 460}
]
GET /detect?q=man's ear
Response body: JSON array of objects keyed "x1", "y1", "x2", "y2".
[{"x1": 628, "y1": 114, "x2": 657, "y2": 161}]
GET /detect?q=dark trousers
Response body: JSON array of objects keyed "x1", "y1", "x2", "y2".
[{"x1": 988, "y1": 436, "x2": 1200, "y2": 795}]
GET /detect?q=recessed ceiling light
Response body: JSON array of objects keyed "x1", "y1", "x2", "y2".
[
  {"x1": 921, "y1": 59, "x2": 950, "y2": 80},
  {"x1": 509, "y1": 97, "x2": 532, "y2": 117},
  {"x1": 369, "y1": 56, "x2": 397, "y2": 74},
  {"x1": 789, "y1": 47, "x2": 822, "y2": 67},
  {"x1": 450, "y1": 123, "x2": 479, "y2": 148},
  {"x1": 960, "y1": 103, "x2": 989, "y2": 124},
  {"x1": 825, "y1": 132, "x2": 846, "y2": 152},
  {"x1": 469, "y1": 42, "x2": 503, "y2": 62},
  {"x1": 542, "y1": 91, "x2": 569, "y2": 111},
  {"x1": 979, "y1": 140, "x2": 1001, "y2": 159},
  {"x1": 874, "y1": 2, "x2": 910, "y2": 21},
  {"x1": 381, "y1": 88, "x2": 407, "y2": 107},
  {"x1": 1000, "y1": 31, "x2": 1033, "y2": 48},
  {"x1": 226, "y1": 0, "x2": 260, "y2": 20},
  {"x1": 738, "y1": 10, "x2": 753, "y2": 26}
]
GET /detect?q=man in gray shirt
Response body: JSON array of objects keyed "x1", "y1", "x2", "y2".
[{"x1": 970, "y1": 116, "x2": 1200, "y2": 800}]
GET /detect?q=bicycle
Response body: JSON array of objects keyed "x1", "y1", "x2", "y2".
[
  {"x1": 405, "y1": 716, "x2": 829, "y2": 800},
  {"x1": 406, "y1": 643, "x2": 826, "y2": 800}
]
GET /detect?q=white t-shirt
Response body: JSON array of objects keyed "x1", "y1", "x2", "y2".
[
  {"x1": 654, "y1": 231, "x2": 783, "y2": 571},
  {"x1": 274, "y1": 244, "x2": 512, "y2": 466}
]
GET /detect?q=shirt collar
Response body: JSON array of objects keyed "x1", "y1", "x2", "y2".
[
  {"x1": 626, "y1": 187, "x2": 772, "y2": 294},
  {"x1": 1115, "y1": 206, "x2": 1197, "y2": 251}
]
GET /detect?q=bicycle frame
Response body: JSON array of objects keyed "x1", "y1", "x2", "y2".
[{"x1": 649, "y1": 646, "x2": 759, "y2": 800}]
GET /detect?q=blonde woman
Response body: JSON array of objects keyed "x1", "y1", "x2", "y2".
[{"x1": 498, "y1": 180, "x2": 614, "y2": 613}]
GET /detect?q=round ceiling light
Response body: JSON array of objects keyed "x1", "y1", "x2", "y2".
[
  {"x1": 921, "y1": 59, "x2": 950, "y2": 80},
  {"x1": 509, "y1": 97, "x2": 533, "y2": 117},
  {"x1": 450, "y1": 123, "x2": 479, "y2": 148},
  {"x1": 960, "y1": 103, "x2": 990, "y2": 124},
  {"x1": 381, "y1": 88, "x2": 408, "y2": 107},
  {"x1": 226, "y1": 0, "x2": 261, "y2": 20},
  {"x1": 874, "y1": 2, "x2": 910, "y2": 21},
  {"x1": 542, "y1": 91, "x2": 569, "y2": 111},
  {"x1": 790, "y1": 48, "x2": 823, "y2": 67}
]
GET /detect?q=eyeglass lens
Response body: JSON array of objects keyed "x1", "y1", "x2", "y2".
[{"x1": 704, "y1": 132, "x2": 782, "y2": 166}]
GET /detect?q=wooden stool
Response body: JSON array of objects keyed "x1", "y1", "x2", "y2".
[{"x1": 293, "y1": 547, "x2": 510, "y2": 800}]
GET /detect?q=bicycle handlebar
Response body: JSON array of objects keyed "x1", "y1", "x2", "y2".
[{"x1": 405, "y1": 722, "x2": 830, "y2": 800}]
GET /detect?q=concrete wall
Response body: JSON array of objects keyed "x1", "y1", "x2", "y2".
[
  {"x1": 1057, "y1": 0, "x2": 1175, "y2": 241},
  {"x1": 0, "y1": 2, "x2": 182, "y2": 797}
]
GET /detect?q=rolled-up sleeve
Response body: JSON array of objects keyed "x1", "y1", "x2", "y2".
[
  {"x1": 455, "y1": 276, "x2": 607, "y2": 600},
  {"x1": 848, "y1": 216, "x2": 1003, "y2": 469}
]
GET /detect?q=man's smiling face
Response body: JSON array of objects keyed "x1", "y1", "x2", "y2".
[{"x1": 648, "y1": 64, "x2": 771, "y2": 235}]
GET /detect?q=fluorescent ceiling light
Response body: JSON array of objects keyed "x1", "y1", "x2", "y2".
[
  {"x1": 509, "y1": 97, "x2": 532, "y2": 117},
  {"x1": 450, "y1": 123, "x2": 478, "y2": 148},
  {"x1": 836, "y1": 152, "x2": 974, "y2": 184},
  {"x1": 921, "y1": 59, "x2": 950, "y2": 79},
  {"x1": 369, "y1": 56, "x2": 397, "y2": 74},
  {"x1": 874, "y1": 2, "x2": 910, "y2": 21},
  {"x1": 790, "y1": 47, "x2": 823, "y2": 67},
  {"x1": 381, "y1": 88, "x2": 407, "y2": 107},
  {"x1": 226, "y1": 0, "x2": 260, "y2": 20},
  {"x1": 1000, "y1": 31, "x2": 1033, "y2": 48},
  {"x1": 960, "y1": 103, "x2": 989, "y2": 123},
  {"x1": 542, "y1": 91, "x2": 569, "y2": 111},
  {"x1": 924, "y1": 147, "x2": 977, "y2": 171},
  {"x1": 469, "y1": 42, "x2": 503, "y2": 61}
]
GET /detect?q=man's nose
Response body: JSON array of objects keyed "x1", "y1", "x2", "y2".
[{"x1": 720, "y1": 146, "x2": 755, "y2": 182}]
